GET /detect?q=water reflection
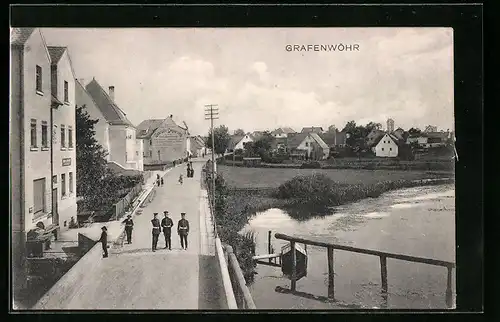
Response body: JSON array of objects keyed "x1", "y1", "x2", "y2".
[{"x1": 240, "y1": 184, "x2": 456, "y2": 309}]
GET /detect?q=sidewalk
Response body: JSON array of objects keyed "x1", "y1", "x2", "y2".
[
  {"x1": 58, "y1": 169, "x2": 172, "y2": 245},
  {"x1": 35, "y1": 160, "x2": 222, "y2": 309}
]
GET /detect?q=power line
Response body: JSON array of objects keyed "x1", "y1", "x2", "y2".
[{"x1": 204, "y1": 104, "x2": 218, "y2": 236}]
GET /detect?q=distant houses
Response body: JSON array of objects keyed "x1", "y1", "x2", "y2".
[
  {"x1": 271, "y1": 127, "x2": 296, "y2": 138},
  {"x1": 372, "y1": 133, "x2": 401, "y2": 157}
]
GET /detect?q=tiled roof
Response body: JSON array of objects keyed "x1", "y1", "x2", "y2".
[
  {"x1": 309, "y1": 133, "x2": 329, "y2": 150},
  {"x1": 136, "y1": 119, "x2": 165, "y2": 139},
  {"x1": 47, "y1": 46, "x2": 66, "y2": 64},
  {"x1": 10, "y1": 28, "x2": 35, "y2": 46},
  {"x1": 374, "y1": 133, "x2": 405, "y2": 147},
  {"x1": 319, "y1": 133, "x2": 336, "y2": 146},
  {"x1": 282, "y1": 127, "x2": 296, "y2": 134},
  {"x1": 286, "y1": 133, "x2": 308, "y2": 149},
  {"x1": 85, "y1": 78, "x2": 134, "y2": 127},
  {"x1": 227, "y1": 135, "x2": 244, "y2": 150},
  {"x1": 301, "y1": 126, "x2": 324, "y2": 133}
]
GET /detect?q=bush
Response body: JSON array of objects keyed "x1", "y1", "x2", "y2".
[{"x1": 300, "y1": 161, "x2": 321, "y2": 169}]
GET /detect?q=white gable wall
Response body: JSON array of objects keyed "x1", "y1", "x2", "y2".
[
  {"x1": 375, "y1": 134, "x2": 399, "y2": 157},
  {"x1": 235, "y1": 135, "x2": 254, "y2": 150}
]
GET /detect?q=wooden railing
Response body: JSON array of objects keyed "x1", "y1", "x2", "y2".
[{"x1": 275, "y1": 233, "x2": 455, "y2": 308}]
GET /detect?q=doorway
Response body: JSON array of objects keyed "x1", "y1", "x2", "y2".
[{"x1": 52, "y1": 188, "x2": 59, "y2": 226}]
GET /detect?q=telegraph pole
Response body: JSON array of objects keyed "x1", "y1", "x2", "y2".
[{"x1": 204, "y1": 104, "x2": 218, "y2": 231}]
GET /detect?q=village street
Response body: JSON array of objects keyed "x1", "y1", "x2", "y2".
[{"x1": 40, "y1": 159, "x2": 220, "y2": 310}]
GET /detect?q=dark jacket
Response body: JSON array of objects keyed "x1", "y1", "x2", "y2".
[
  {"x1": 99, "y1": 231, "x2": 107, "y2": 244},
  {"x1": 177, "y1": 219, "x2": 190, "y2": 235},
  {"x1": 151, "y1": 218, "x2": 161, "y2": 235},
  {"x1": 122, "y1": 218, "x2": 134, "y2": 229},
  {"x1": 161, "y1": 217, "x2": 174, "y2": 233}
]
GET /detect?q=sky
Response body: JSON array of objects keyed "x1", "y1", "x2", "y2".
[{"x1": 42, "y1": 28, "x2": 454, "y2": 136}]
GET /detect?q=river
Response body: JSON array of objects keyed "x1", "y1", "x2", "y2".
[{"x1": 240, "y1": 184, "x2": 455, "y2": 310}]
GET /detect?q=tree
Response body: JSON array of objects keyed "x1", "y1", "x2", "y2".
[
  {"x1": 206, "y1": 125, "x2": 231, "y2": 157},
  {"x1": 408, "y1": 127, "x2": 422, "y2": 136},
  {"x1": 365, "y1": 122, "x2": 382, "y2": 133},
  {"x1": 76, "y1": 105, "x2": 118, "y2": 209},
  {"x1": 234, "y1": 128, "x2": 245, "y2": 136},
  {"x1": 342, "y1": 120, "x2": 357, "y2": 133},
  {"x1": 245, "y1": 131, "x2": 274, "y2": 158}
]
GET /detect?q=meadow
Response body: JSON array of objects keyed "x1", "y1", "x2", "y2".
[{"x1": 217, "y1": 165, "x2": 450, "y2": 189}]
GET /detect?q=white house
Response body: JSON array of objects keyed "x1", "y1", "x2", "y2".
[
  {"x1": 85, "y1": 78, "x2": 143, "y2": 172},
  {"x1": 48, "y1": 46, "x2": 78, "y2": 230},
  {"x1": 295, "y1": 132, "x2": 330, "y2": 160},
  {"x1": 226, "y1": 134, "x2": 255, "y2": 153},
  {"x1": 373, "y1": 133, "x2": 399, "y2": 157}
]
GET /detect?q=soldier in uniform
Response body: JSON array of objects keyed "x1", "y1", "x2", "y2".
[
  {"x1": 122, "y1": 214, "x2": 134, "y2": 244},
  {"x1": 98, "y1": 226, "x2": 109, "y2": 258},
  {"x1": 177, "y1": 213, "x2": 190, "y2": 250},
  {"x1": 151, "y1": 213, "x2": 161, "y2": 251},
  {"x1": 161, "y1": 211, "x2": 174, "y2": 250}
]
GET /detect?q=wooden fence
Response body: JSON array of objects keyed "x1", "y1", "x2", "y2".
[
  {"x1": 225, "y1": 245, "x2": 257, "y2": 309},
  {"x1": 274, "y1": 233, "x2": 455, "y2": 308},
  {"x1": 112, "y1": 183, "x2": 143, "y2": 220}
]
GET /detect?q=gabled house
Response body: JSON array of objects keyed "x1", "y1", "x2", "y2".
[
  {"x1": 136, "y1": 115, "x2": 190, "y2": 166},
  {"x1": 271, "y1": 127, "x2": 296, "y2": 138},
  {"x1": 75, "y1": 79, "x2": 111, "y2": 156},
  {"x1": 392, "y1": 128, "x2": 405, "y2": 141},
  {"x1": 85, "y1": 78, "x2": 143, "y2": 172},
  {"x1": 301, "y1": 126, "x2": 324, "y2": 134},
  {"x1": 47, "y1": 46, "x2": 78, "y2": 231},
  {"x1": 12, "y1": 28, "x2": 54, "y2": 284},
  {"x1": 190, "y1": 135, "x2": 206, "y2": 157},
  {"x1": 227, "y1": 134, "x2": 255, "y2": 152},
  {"x1": 287, "y1": 132, "x2": 329, "y2": 160},
  {"x1": 372, "y1": 133, "x2": 401, "y2": 157}
]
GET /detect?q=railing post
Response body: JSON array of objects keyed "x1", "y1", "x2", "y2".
[
  {"x1": 268, "y1": 231, "x2": 272, "y2": 264},
  {"x1": 380, "y1": 255, "x2": 388, "y2": 307},
  {"x1": 445, "y1": 265, "x2": 453, "y2": 308},
  {"x1": 327, "y1": 246, "x2": 335, "y2": 299},
  {"x1": 290, "y1": 241, "x2": 297, "y2": 292}
]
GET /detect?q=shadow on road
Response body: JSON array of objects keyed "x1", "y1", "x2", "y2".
[{"x1": 198, "y1": 255, "x2": 223, "y2": 310}]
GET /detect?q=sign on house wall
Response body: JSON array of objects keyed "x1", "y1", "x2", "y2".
[
  {"x1": 62, "y1": 158, "x2": 71, "y2": 166},
  {"x1": 154, "y1": 129, "x2": 185, "y2": 147}
]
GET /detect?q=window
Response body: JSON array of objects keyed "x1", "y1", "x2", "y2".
[
  {"x1": 149, "y1": 139, "x2": 152, "y2": 145},
  {"x1": 390, "y1": 148, "x2": 392, "y2": 151},
  {"x1": 136, "y1": 151, "x2": 139, "y2": 156},
  {"x1": 305, "y1": 142, "x2": 309, "y2": 147},
  {"x1": 69, "y1": 172, "x2": 73, "y2": 194},
  {"x1": 125, "y1": 152, "x2": 128, "y2": 161},
  {"x1": 381, "y1": 148, "x2": 385, "y2": 151},
  {"x1": 64, "y1": 81, "x2": 69, "y2": 102},
  {"x1": 61, "y1": 174, "x2": 66, "y2": 197},
  {"x1": 36, "y1": 65, "x2": 42, "y2": 92},
  {"x1": 60, "y1": 125, "x2": 66, "y2": 148},
  {"x1": 68, "y1": 126, "x2": 73, "y2": 148},
  {"x1": 30, "y1": 119, "x2": 37, "y2": 148},
  {"x1": 33, "y1": 178, "x2": 46, "y2": 216},
  {"x1": 41, "y1": 121, "x2": 48, "y2": 148},
  {"x1": 149, "y1": 150, "x2": 152, "y2": 157}
]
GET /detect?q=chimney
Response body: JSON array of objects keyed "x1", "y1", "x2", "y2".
[{"x1": 109, "y1": 86, "x2": 115, "y2": 101}]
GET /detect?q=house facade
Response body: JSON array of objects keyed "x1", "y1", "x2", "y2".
[
  {"x1": 136, "y1": 116, "x2": 190, "y2": 165},
  {"x1": 48, "y1": 46, "x2": 77, "y2": 229},
  {"x1": 287, "y1": 132, "x2": 329, "y2": 160},
  {"x1": 75, "y1": 79, "x2": 111, "y2": 156},
  {"x1": 85, "y1": 79, "x2": 143, "y2": 172},
  {"x1": 406, "y1": 131, "x2": 451, "y2": 149},
  {"x1": 373, "y1": 133, "x2": 399, "y2": 157}
]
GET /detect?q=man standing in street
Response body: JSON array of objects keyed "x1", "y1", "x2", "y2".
[
  {"x1": 161, "y1": 211, "x2": 173, "y2": 250},
  {"x1": 122, "y1": 214, "x2": 134, "y2": 244},
  {"x1": 177, "y1": 212, "x2": 190, "y2": 250},
  {"x1": 99, "y1": 226, "x2": 109, "y2": 258},
  {"x1": 151, "y1": 213, "x2": 161, "y2": 252}
]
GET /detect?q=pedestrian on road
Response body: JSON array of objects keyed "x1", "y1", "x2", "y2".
[
  {"x1": 160, "y1": 177, "x2": 164, "y2": 186},
  {"x1": 151, "y1": 213, "x2": 161, "y2": 252},
  {"x1": 178, "y1": 174, "x2": 183, "y2": 185},
  {"x1": 157, "y1": 179, "x2": 161, "y2": 187},
  {"x1": 99, "y1": 226, "x2": 109, "y2": 258},
  {"x1": 161, "y1": 211, "x2": 174, "y2": 250},
  {"x1": 122, "y1": 214, "x2": 134, "y2": 244},
  {"x1": 177, "y1": 213, "x2": 190, "y2": 250}
]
